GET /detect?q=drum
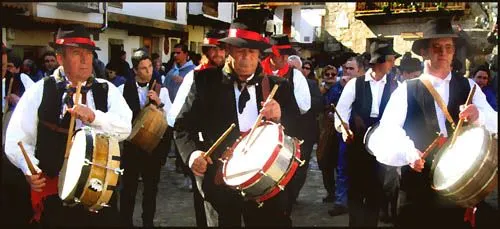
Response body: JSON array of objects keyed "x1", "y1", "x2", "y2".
[
  {"x1": 363, "y1": 122, "x2": 380, "y2": 156},
  {"x1": 222, "y1": 121, "x2": 303, "y2": 203},
  {"x1": 128, "y1": 104, "x2": 168, "y2": 153},
  {"x1": 58, "y1": 127, "x2": 123, "y2": 212},
  {"x1": 431, "y1": 125, "x2": 498, "y2": 208}
]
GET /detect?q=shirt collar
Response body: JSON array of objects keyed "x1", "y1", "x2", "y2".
[
  {"x1": 135, "y1": 81, "x2": 149, "y2": 88},
  {"x1": 364, "y1": 68, "x2": 387, "y2": 83},
  {"x1": 422, "y1": 72, "x2": 452, "y2": 86}
]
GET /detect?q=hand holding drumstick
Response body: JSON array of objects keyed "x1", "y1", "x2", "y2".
[{"x1": 18, "y1": 141, "x2": 45, "y2": 192}]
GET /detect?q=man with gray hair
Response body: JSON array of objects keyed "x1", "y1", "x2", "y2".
[{"x1": 288, "y1": 55, "x2": 302, "y2": 69}]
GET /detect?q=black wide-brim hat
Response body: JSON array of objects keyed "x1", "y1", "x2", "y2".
[
  {"x1": 369, "y1": 41, "x2": 401, "y2": 64},
  {"x1": 264, "y1": 34, "x2": 297, "y2": 56},
  {"x1": 218, "y1": 17, "x2": 271, "y2": 50},
  {"x1": 202, "y1": 29, "x2": 228, "y2": 48},
  {"x1": 411, "y1": 18, "x2": 460, "y2": 56},
  {"x1": 49, "y1": 24, "x2": 101, "y2": 51}
]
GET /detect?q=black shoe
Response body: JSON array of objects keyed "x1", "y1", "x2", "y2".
[
  {"x1": 322, "y1": 195, "x2": 335, "y2": 203},
  {"x1": 328, "y1": 205, "x2": 348, "y2": 216}
]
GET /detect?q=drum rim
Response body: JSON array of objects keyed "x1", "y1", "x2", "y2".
[
  {"x1": 72, "y1": 128, "x2": 95, "y2": 200},
  {"x1": 223, "y1": 122, "x2": 284, "y2": 188},
  {"x1": 363, "y1": 122, "x2": 380, "y2": 156},
  {"x1": 431, "y1": 125, "x2": 490, "y2": 192}
]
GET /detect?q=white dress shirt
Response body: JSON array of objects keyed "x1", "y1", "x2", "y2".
[
  {"x1": 368, "y1": 72, "x2": 498, "y2": 167},
  {"x1": 5, "y1": 74, "x2": 133, "y2": 175},
  {"x1": 334, "y1": 68, "x2": 389, "y2": 133},
  {"x1": 272, "y1": 68, "x2": 311, "y2": 114},
  {"x1": 118, "y1": 81, "x2": 172, "y2": 120}
]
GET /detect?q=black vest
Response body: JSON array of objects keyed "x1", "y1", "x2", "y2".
[
  {"x1": 349, "y1": 74, "x2": 399, "y2": 138},
  {"x1": 35, "y1": 77, "x2": 108, "y2": 178},
  {"x1": 122, "y1": 77, "x2": 159, "y2": 122}
]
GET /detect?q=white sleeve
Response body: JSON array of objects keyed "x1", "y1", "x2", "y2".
[
  {"x1": 292, "y1": 69, "x2": 311, "y2": 114},
  {"x1": 368, "y1": 82, "x2": 421, "y2": 166},
  {"x1": 167, "y1": 70, "x2": 194, "y2": 127},
  {"x1": 467, "y1": 79, "x2": 498, "y2": 134},
  {"x1": 89, "y1": 81, "x2": 132, "y2": 141},
  {"x1": 334, "y1": 77, "x2": 356, "y2": 133},
  {"x1": 5, "y1": 80, "x2": 44, "y2": 175},
  {"x1": 159, "y1": 87, "x2": 173, "y2": 120},
  {"x1": 20, "y1": 73, "x2": 35, "y2": 90}
]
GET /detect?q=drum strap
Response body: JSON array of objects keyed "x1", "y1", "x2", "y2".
[{"x1": 419, "y1": 78, "x2": 456, "y2": 130}]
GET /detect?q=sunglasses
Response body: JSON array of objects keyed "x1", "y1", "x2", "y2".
[
  {"x1": 324, "y1": 73, "x2": 336, "y2": 77},
  {"x1": 344, "y1": 67, "x2": 355, "y2": 70},
  {"x1": 302, "y1": 66, "x2": 311, "y2": 70}
]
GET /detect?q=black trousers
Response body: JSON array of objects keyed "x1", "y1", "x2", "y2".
[
  {"x1": 1, "y1": 152, "x2": 33, "y2": 228},
  {"x1": 346, "y1": 142, "x2": 383, "y2": 227},
  {"x1": 286, "y1": 138, "x2": 314, "y2": 213},
  {"x1": 191, "y1": 173, "x2": 208, "y2": 227},
  {"x1": 39, "y1": 194, "x2": 120, "y2": 227},
  {"x1": 206, "y1": 183, "x2": 291, "y2": 227},
  {"x1": 120, "y1": 141, "x2": 163, "y2": 227}
]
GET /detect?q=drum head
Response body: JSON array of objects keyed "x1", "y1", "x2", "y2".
[
  {"x1": 59, "y1": 129, "x2": 92, "y2": 200},
  {"x1": 432, "y1": 126, "x2": 488, "y2": 190},
  {"x1": 224, "y1": 123, "x2": 280, "y2": 186}
]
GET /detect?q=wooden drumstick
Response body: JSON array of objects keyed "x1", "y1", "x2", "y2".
[
  {"x1": 421, "y1": 133, "x2": 445, "y2": 159},
  {"x1": 3, "y1": 77, "x2": 14, "y2": 115},
  {"x1": 450, "y1": 84, "x2": 476, "y2": 146},
  {"x1": 17, "y1": 141, "x2": 38, "y2": 175},
  {"x1": 64, "y1": 81, "x2": 83, "y2": 159},
  {"x1": 330, "y1": 103, "x2": 353, "y2": 140},
  {"x1": 245, "y1": 84, "x2": 279, "y2": 148},
  {"x1": 203, "y1": 123, "x2": 236, "y2": 159}
]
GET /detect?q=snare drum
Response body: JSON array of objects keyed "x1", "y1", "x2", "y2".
[
  {"x1": 127, "y1": 104, "x2": 168, "y2": 153},
  {"x1": 58, "y1": 127, "x2": 123, "y2": 212},
  {"x1": 222, "y1": 121, "x2": 303, "y2": 203},
  {"x1": 431, "y1": 125, "x2": 498, "y2": 208}
]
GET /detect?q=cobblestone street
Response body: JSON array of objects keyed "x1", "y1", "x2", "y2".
[{"x1": 132, "y1": 148, "x2": 392, "y2": 227}]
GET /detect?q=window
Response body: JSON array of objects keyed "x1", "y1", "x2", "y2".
[
  {"x1": 108, "y1": 2, "x2": 122, "y2": 9},
  {"x1": 169, "y1": 38, "x2": 181, "y2": 54},
  {"x1": 165, "y1": 2, "x2": 177, "y2": 20},
  {"x1": 202, "y1": 2, "x2": 218, "y2": 17},
  {"x1": 190, "y1": 41, "x2": 197, "y2": 52}
]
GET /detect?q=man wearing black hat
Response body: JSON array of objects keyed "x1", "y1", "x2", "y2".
[
  {"x1": 118, "y1": 47, "x2": 172, "y2": 227},
  {"x1": 333, "y1": 39, "x2": 400, "y2": 226},
  {"x1": 4, "y1": 24, "x2": 132, "y2": 227},
  {"x1": 368, "y1": 18, "x2": 497, "y2": 228},
  {"x1": 399, "y1": 57, "x2": 423, "y2": 82},
  {"x1": 174, "y1": 17, "x2": 299, "y2": 227},
  {"x1": 168, "y1": 29, "x2": 228, "y2": 227}
]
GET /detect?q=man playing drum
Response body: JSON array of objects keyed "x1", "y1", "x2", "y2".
[
  {"x1": 174, "y1": 17, "x2": 300, "y2": 227},
  {"x1": 117, "y1": 48, "x2": 172, "y2": 227},
  {"x1": 4, "y1": 24, "x2": 132, "y2": 227},
  {"x1": 367, "y1": 18, "x2": 497, "y2": 228}
]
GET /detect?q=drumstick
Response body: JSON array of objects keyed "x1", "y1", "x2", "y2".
[
  {"x1": 147, "y1": 80, "x2": 158, "y2": 106},
  {"x1": 244, "y1": 84, "x2": 279, "y2": 148},
  {"x1": 450, "y1": 84, "x2": 476, "y2": 146},
  {"x1": 4, "y1": 77, "x2": 14, "y2": 114},
  {"x1": 64, "y1": 81, "x2": 83, "y2": 159},
  {"x1": 421, "y1": 133, "x2": 445, "y2": 159},
  {"x1": 17, "y1": 141, "x2": 38, "y2": 175},
  {"x1": 330, "y1": 103, "x2": 353, "y2": 140},
  {"x1": 203, "y1": 123, "x2": 236, "y2": 159}
]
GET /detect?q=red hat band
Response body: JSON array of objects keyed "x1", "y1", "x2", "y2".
[
  {"x1": 271, "y1": 45, "x2": 292, "y2": 57},
  {"x1": 203, "y1": 38, "x2": 220, "y2": 45},
  {"x1": 228, "y1": 28, "x2": 267, "y2": 43},
  {"x1": 55, "y1": 37, "x2": 96, "y2": 47}
]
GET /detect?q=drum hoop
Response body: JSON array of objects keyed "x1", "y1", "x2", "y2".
[
  {"x1": 431, "y1": 125, "x2": 490, "y2": 191},
  {"x1": 223, "y1": 123, "x2": 283, "y2": 189},
  {"x1": 363, "y1": 122, "x2": 380, "y2": 156},
  {"x1": 256, "y1": 137, "x2": 301, "y2": 202},
  {"x1": 73, "y1": 128, "x2": 95, "y2": 199}
]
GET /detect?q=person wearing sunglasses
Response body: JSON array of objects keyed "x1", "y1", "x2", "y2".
[{"x1": 472, "y1": 64, "x2": 497, "y2": 111}]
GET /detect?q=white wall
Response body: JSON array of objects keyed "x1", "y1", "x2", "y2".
[
  {"x1": 274, "y1": 6, "x2": 303, "y2": 42},
  {"x1": 187, "y1": 3, "x2": 234, "y2": 23},
  {"x1": 93, "y1": 28, "x2": 141, "y2": 65},
  {"x1": 107, "y1": 2, "x2": 187, "y2": 25},
  {"x1": 299, "y1": 9, "x2": 325, "y2": 43},
  {"x1": 36, "y1": 2, "x2": 103, "y2": 24}
]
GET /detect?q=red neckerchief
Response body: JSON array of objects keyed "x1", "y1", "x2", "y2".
[
  {"x1": 261, "y1": 56, "x2": 289, "y2": 78},
  {"x1": 30, "y1": 173, "x2": 59, "y2": 223}
]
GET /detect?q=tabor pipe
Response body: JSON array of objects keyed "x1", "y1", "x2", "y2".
[
  {"x1": 18, "y1": 141, "x2": 38, "y2": 175},
  {"x1": 450, "y1": 84, "x2": 476, "y2": 146},
  {"x1": 64, "y1": 81, "x2": 83, "y2": 159},
  {"x1": 203, "y1": 123, "x2": 237, "y2": 159}
]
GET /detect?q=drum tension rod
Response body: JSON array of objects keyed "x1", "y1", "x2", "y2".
[
  {"x1": 293, "y1": 156, "x2": 306, "y2": 167},
  {"x1": 83, "y1": 159, "x2": 124, "y2": 175},
  {"x1": 257, "y1": 202, "x2": 264, "y2": 208}
]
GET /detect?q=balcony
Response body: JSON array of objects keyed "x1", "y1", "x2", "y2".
[
  {"x1": 56, "y1": 2, "x2": 100, "y2": 13},
  {"x1": 355, "y1": 2, "x2": 467, "y2": 19}
]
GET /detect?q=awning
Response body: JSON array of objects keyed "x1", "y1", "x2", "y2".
[{"x1": 187, "y1": 14, "x2": 230, "y2": 29}]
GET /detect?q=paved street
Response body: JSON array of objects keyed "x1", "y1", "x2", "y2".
[{"x1": 132, "y1": 147, "x2": 393, "y2": 227}]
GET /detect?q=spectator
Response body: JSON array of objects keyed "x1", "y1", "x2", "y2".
[
  {"x1": 472, "y1": 65, "x2": 497, "y2": 111},
  {"x1": 21, "y1": 58, "x2": 44, "y2": 82},
  {"x1": 93, "y1": 51, "x2": 106, "y2": 79},
  {"x1": 287, "y1": 55, "x2": 302, "y2": 69},
  {"x1": 399, "y1": 57, "x2": 422, "y2": 81},
  {"x1": 41, "y1": 51, "x2": 59, "y2": 77},
  {"x1": 117, "y1": 50, "x2": 132, "y2": 81},
  {"x1": 319, "y1": 65, "x2": 338, "y2": 94},
  {"x1": 105, "y1": 62, "x2": 126, "y2": 87},
  {"x1": 301, "y1": 60, "x2": 316, "y2": 80},
  {"x1": 163, "y1": 43, "x2": 195, "y2": 102}
]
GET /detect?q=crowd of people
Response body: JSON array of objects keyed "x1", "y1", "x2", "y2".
[{"x1": 1, "y1": 15, "x2": 498, "y2": 228}]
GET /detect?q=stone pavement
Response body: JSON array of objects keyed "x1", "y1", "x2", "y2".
[{"x1": 132, "y1": 149, "x2": 393, "y2": 227}]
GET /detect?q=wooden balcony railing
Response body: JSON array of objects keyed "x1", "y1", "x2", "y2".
[{"x1": 355, "y1": 2, "x2": 466, "y2": 17}]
